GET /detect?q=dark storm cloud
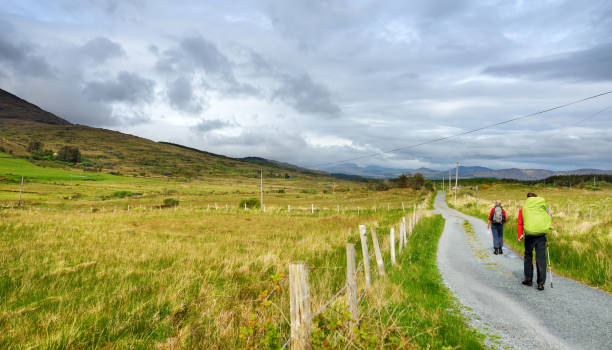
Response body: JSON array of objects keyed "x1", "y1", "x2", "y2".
[
  {"x1": 80, "y1": 37, "x2": 125, "y2": 63},
  {"x1": 156, "y1": 34, "x2": 260, "y2": 103},
  {"x1": 84, "y1": 71, "x2": 155, "y2": 103},
  {"x1": 166, "y1": 76, "x2": 204, "y2": 114},
  {"x1": 484, "y1": 42, "x2": 612, "y2": 82},
  {"x1": 193, "y1": 118, "x2": 232, "y2": 133},
  {"x1": 274, "y1": 74, "x2": 341, "y2": 117},
  {"x1": 0, "y1": 36, "x2": 53, "y2": 77},
  {"x1": 156, "y1": 35, "x2": 233, "y2": 78}
]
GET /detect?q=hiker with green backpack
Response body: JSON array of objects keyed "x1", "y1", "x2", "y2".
[{"x1": 518, "y1": 192, "x2": 552, "y2": 291}]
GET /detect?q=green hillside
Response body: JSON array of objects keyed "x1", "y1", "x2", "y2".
[{"x1": 0, "y1": 118, "x2": 330, "y2": 181}]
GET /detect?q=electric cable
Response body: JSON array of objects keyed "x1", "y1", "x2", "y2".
[{"x1": 309, "y1": 89, "x2": 612, "y2": 168}]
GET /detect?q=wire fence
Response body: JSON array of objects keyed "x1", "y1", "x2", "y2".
[{"x1": 274, "y1": 197, "x2": 428, "y2": 349}]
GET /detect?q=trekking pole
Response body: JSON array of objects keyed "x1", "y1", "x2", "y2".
[{"x1": 547, "y1": 244, "x2": 554, "y2": 288}]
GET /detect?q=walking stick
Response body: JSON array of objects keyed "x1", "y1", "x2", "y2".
[{"x1": 547, "y1": 244, "x2": 554, "y2": 288}]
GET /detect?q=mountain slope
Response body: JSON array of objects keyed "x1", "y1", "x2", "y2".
[
  {"x1": 0, "y1": 89, "x2": 332, "y2": 180},
  {"x1": 0, "y1": 89, "x2": 71, "y2": 125},
  {"x1": 322, "y1": 163, "x2": 612, "y2": 181}
]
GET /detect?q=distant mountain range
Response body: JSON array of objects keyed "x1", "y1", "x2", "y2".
[{"x1": 320, "y1": 163, "x2": 612, "y2": 181}]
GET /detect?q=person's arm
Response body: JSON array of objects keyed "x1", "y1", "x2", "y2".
[
  {"x1": 487, "y1": 208, "x2": 493, "y2": 228},
  {"x1": 517, "y1": 208, "x2": 524, "y2": 241},
  {"x1": 503, "y1": 208, "x2": 507, "y2": 223}
]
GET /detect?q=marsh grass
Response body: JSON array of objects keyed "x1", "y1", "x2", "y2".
[{"x1": 0, "y1": 156, "x2": 486, "y2": 348}]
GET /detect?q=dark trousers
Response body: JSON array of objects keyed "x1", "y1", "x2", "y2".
[
  {"x1": 491, "y1": 223, "x2": 504, "y2": 248},
  {"x1": 524, "y1": 235, "x2": 547, "y2": 284}
]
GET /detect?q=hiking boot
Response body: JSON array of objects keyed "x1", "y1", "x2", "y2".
[
  {"x1": 522, "y1": 280, "x2": 532, "y2": 286},
  {"x1": 537, "y1": 283, "x2": 545, "y2": 291},
  {"x1": 493, "y1": 248, "x2": 499, "y2": 255},
  {"x1": 499, "y1": 248, "x2": 503, "y2": 254}
]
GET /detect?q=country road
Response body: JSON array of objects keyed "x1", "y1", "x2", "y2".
[{"x1": 433, "y1": 191, "x2": 612, "y2": 349}]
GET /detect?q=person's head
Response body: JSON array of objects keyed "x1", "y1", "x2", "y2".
[
  {"x1": 495, "y1": 200, "x2": 501, "y2": 206},
  {"x1": 527, "y1": 192, "x2": 537, "y2": 198}
]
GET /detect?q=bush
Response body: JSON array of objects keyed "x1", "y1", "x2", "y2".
[
  {"x1": 239, "y1": 198, "x2": 260, "y2": 209},
  {"x1": 31, "y1": 149, "x2": 54, "y2": 160},
  {"x1": 26, "y1": 140, "x2": 43, "y2": 153},
  {"x1": 301, "y1": 189, "x2": 317, "y2": 194},
  {"x1": 163, "y1": 198, "x2": 179, "y2": 207},
  {"x1": 57, "y1": 146, "x2": 81, "y2": 163}
]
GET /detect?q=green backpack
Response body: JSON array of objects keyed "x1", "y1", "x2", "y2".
[{"x1": 523, "y1": 197, "x2": 551, "y2": 236}]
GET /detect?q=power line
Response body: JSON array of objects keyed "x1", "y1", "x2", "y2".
[
  {"x1": 571, "y1": 104, "x2": 612, "y2": 126},
  {"x1": 310, "y1": 89, "x2": 612, "y2": 168}
]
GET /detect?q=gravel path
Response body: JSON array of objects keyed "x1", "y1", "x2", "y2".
[{"x1": 434, "y1": 191, "x2": 612, "y2": 349}]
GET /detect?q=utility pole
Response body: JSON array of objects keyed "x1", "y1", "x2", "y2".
[
  {"x1": 18, "y1": 176, "x2": 24, "y2": 206},
  {"x1": 475, "y1": 185, "x2": 478, "y2": 206},
  {"x1": 448, "y1": 169, "x2": 451, "y2": 192},
  {"x1": 260, "y1": 170, "x2": 263, "y2": 209},
  {"x1": 454, "y1": 162, "x2": 459, "y2": 207}
]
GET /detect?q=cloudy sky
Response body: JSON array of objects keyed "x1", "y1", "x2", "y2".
[{"x1": 1, "y1": 0, "x2": 611, "y2": 171}]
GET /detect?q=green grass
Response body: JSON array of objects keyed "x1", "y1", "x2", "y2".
[
  {"x1": 0, "y1": 153, "x2": 115, "y2": 182},
  {"x1": 386, "y1": 215, "x2": 485, "y2": 349}
]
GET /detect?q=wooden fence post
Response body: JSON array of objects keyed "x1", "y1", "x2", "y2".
[
  {"x1": 402, "y1": 217, "x2": 408, "y2": 247},
  {"x1": 371, "y1": 227, "x2": 385, "y2": 276},
  {"x1": 346, "y1": 244, "x2": 358, "y2": 324},
  {"x1": 288, "y1": 204, "x2": 291, "y2": 212},
  {"x1": 398, "y1": 224, "x2": 404, "y2": 255},
  {"x1": 311, "y1": 204, "x2": 314, "y2": 214},
  {"x1": 357, "y1": 206, "x2": 360, "y2": 215},
  {"x1": 358, "y1": 225, "x2": 372, "y2": 287},
  {"x1": 390, "y1": 227, "x2": 396, "y2": 265},
  {"x1": 289, "y1": 263, "x2": 311, "y2": 350}
]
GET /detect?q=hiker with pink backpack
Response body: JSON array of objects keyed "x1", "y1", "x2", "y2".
[{"x1": 488, "y1": 200, "x2": 507, "y2": 255}]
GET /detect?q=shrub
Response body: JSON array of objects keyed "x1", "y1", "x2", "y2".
[
  {"x1": 26, "y1": 140, "x2": 43, "y2": 153},
  {"x1": 31, "y1": 149, "x2": 54, "y2": 160},
  {"x1": 239, "y1": 198, "x2": 260, "y2": 209},
  {"x1": 301, "y1": 189, "x2": 317, "y2": 194},
  {"x1": 163, "y1": 198, "x2": 179, "y2": 207},
  {"x1": 57, "y1": 146, "x2": 81, "y2": 163}
]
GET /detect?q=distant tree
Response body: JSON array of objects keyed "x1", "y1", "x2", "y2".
[
  {"x1": 57, "y1": 146, "x2": 81, "y2": 163},
  {"x1": 27, "y1": 140, "x2": 43, "y2": 153},
  {"x1": 396, "y1": 174, "x2": 409, "y2": 188},
  {"x1": 412, "y1": 173, "x2": 425, "y2": 190}
]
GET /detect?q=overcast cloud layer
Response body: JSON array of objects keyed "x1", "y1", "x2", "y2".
[{"x1": 1, "y1": 0, "x2": 612, "y2": 171}]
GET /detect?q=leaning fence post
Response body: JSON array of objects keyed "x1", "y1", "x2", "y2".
[
  {"x1": 359, "y1": 225, "x2": 372, "y2": 287},
  {"x1": 371, "y1": 227, "x2": 385, "y2": 276},
  {"x1": 289, "y1": 263, "x2": 311, "y2": 350},
  {"x1": 346, "y1": 244, "x2": 358, "y2": 325},
  {"x1": 311, "y1": 204, "x2": 314, "y2": 214},
  {"x1": 390, "y1": 227, "x2": 396, "y2": 265},
  {"x1": 402, "y1": 201, "x2": 405, "y2": 212}
]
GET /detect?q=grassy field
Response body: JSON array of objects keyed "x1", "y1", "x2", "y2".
[
  {"x1": 0, "y1": 154, "x2": 486, "y2": 348},
  {"x1": 448, "y1": 182, "x2": 612, "y2": 293}
]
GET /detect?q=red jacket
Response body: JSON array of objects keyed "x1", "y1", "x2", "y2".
[
  {"x1": 489, "y1": 206, "x2": 507, "y2": 224},
  {"x1": 517, "y1": 208, "x2": 524, "y2": 240}
]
